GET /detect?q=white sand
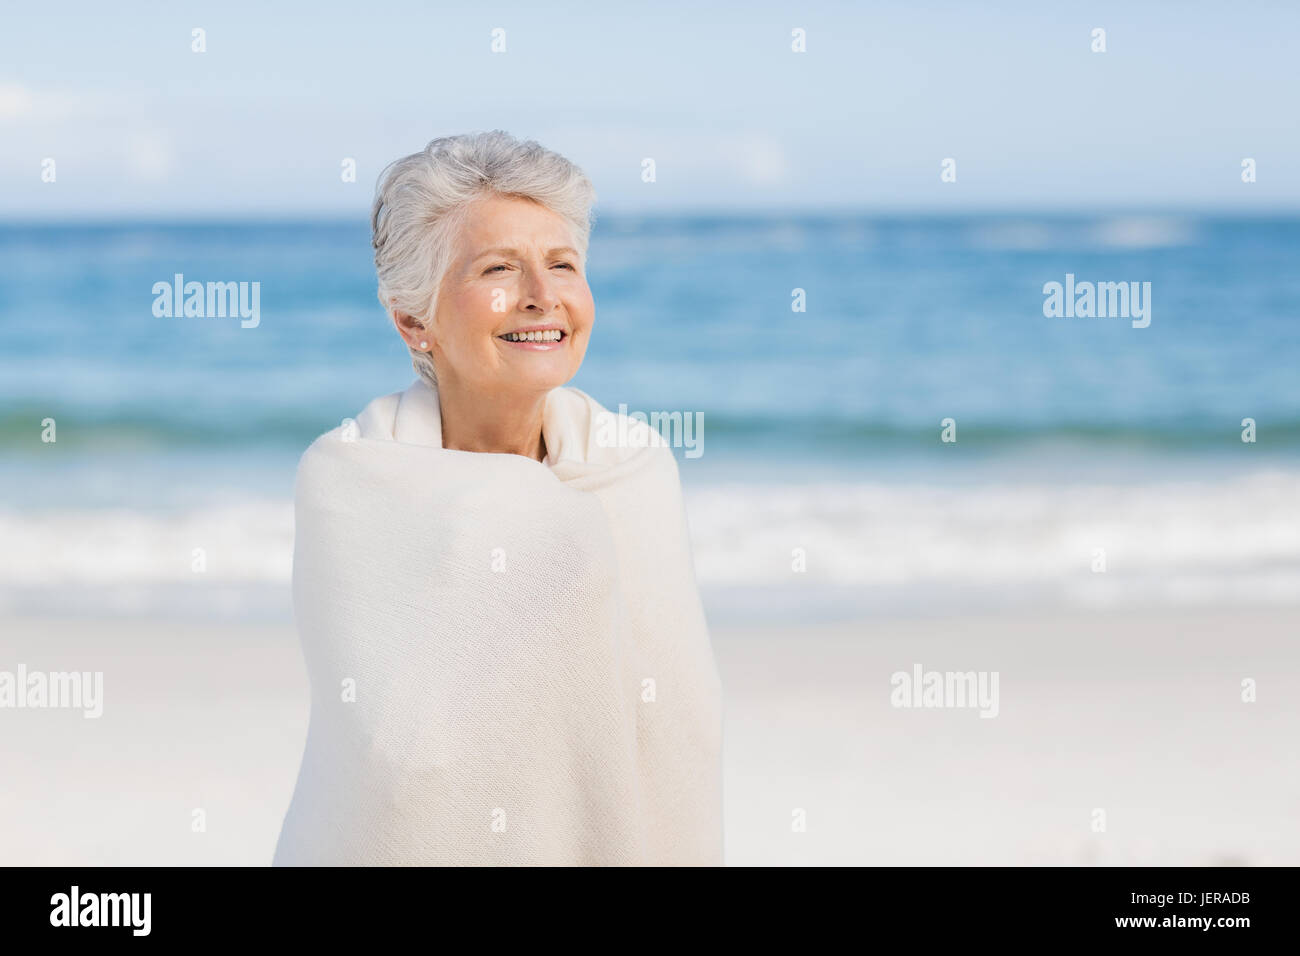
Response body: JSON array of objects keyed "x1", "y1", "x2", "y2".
[
  {"x1": 2, "y1": 606, "x2": 1296, "y2": 865},
  {"x1": 717, "y1": 607, "x2": 1300, "y2": 866}
]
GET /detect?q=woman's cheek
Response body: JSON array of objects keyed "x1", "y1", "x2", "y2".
[
  {"x1": 573, "y1": 286, "x2": 595, "y2": 328},
  {"x1": 483, "y1": 284, "x2": 513, "y2": 318}
]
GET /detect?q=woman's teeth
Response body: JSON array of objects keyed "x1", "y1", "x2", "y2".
[{"x1": 502, "y1": 330, "x2": 563, "y2": 343}]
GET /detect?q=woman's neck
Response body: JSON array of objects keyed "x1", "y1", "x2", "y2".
[{"x1": 436, "y1": 379, "x2": 548, "y2": 461}]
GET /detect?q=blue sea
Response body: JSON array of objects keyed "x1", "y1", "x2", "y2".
[{"x1": 2, "y1": 214, "x2": 1298, "y2": 619}]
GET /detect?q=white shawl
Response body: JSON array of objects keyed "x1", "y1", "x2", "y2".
[{"x1": 272, "y1": 378, "x2": 724, "y2": 866}]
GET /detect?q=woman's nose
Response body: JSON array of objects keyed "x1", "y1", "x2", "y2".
[{"x1": 520, "y1": 266, "x2": 559, "y2": 312}]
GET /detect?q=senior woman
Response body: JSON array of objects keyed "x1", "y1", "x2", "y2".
[{"x1": 271, "y1": 131, "x2": 723, "y2": 866}]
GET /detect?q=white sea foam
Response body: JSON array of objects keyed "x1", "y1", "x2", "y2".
[
  {"x1": 685, "y1": 470, "x2": 1299, "y2": 580},
  {"x1": 1089, "y1": 215, "x2": 1199, "y2": 249},
  {"x1": 2, "y1": 470, "x2": 1297, "y2": 617},
  {"x1": 967, "y1": 216, "x2": 1200, "y2": 251}
]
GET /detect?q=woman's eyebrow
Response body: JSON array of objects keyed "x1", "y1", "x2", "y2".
[{"x1": 473, "y1": 246, "x2": 578, "y2": 260}]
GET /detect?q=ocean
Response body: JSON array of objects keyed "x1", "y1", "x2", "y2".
[{"x1": 2, "y1": 213, "x2": 1298, "y2": 620}]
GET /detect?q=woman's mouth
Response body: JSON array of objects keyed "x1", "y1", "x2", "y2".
[{"x1": 498, "y1": 329, "x2": 568, "y2": 350}]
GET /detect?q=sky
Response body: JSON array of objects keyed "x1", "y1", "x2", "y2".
[{"x1": 2, "y1": 0, "x2": 1298, "y2": 217}]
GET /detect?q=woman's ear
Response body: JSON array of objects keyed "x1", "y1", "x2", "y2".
[{"x1": 390, "y1": 306, "x2": 429, "y2": 350}]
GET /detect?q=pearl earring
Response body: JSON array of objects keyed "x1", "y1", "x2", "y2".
[{"x1": 419, "y1": 340, "x2": 428, "y2": 350}]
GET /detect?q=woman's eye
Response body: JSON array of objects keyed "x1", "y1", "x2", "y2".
[{"x1": 484, "y1": 262, "x2": 572, "y2": 275}]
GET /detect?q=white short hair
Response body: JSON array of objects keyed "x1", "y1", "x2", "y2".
[{"x1": 371, "y1": 130, "x2": 597, "y2": 388}]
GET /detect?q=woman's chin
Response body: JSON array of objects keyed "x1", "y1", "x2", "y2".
[
  {"x1": 498, "y1": 349, "x2": 583, "y2": 389},
  {"x1": 504, "y1": 361, "x2": 579, "y2": 392}
]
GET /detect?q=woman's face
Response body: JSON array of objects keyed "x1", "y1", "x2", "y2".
[{"x1": 425, "y1": 194, "x2": 594, "y2": 397}]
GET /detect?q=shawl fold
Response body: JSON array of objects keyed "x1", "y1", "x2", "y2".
[{"x1": 272, "y1": 378, "x2": 723, "y2": 866}]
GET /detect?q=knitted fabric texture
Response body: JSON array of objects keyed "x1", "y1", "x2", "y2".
[{"x1": 272, "y1": 377, "x2": 724, "y2": 865}]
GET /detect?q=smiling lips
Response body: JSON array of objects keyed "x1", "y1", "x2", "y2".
[{"x1": 498, "y1": 326, "x2": 568, "y2": 350}]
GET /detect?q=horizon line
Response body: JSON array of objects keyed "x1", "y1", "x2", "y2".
[{"x1": 3, "y1": 204, "x2": 1300, "y2": 226}]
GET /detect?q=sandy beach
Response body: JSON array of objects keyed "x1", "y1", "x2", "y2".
[{"x1": 2, "y1": 605, "x2": 1297, "y2": 866}]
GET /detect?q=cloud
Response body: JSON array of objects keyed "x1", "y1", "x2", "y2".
[
  {"x1": 734, "y1": 134, "x2": 789, "y2": 186},
  {"x1": 123, "y1": 131, "x2": 176, "y2": 180},
  {"x1": 0, "y1": 84, "x2": 35, "y2": 121},
  {"x1": 0, "y1": 82, "x2": 128, "y2": 124},
  {"x1": 536, "y1": 123, "x2": 791, "y2": 188}
]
